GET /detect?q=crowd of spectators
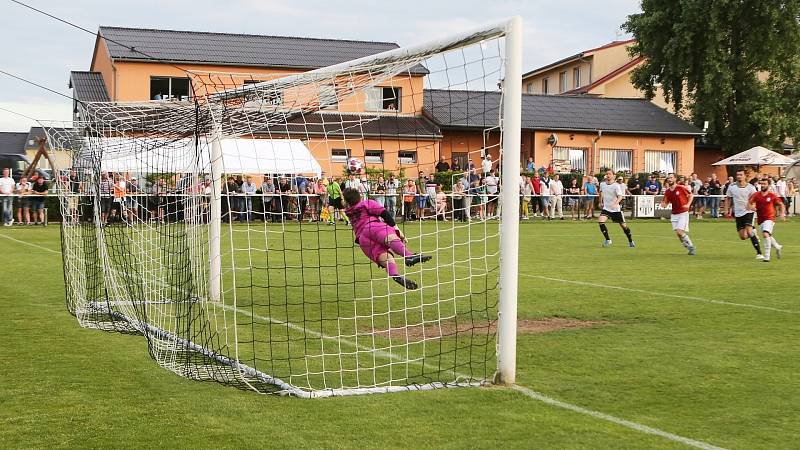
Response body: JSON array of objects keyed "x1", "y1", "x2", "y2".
[{"x1": 0, "y1": 159, "x2": 797, "y2": 226}]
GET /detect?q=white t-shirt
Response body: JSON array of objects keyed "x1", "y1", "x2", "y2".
[
  {"x1": 0, "y1": 176, "x2": 14, "y2": 195},
  {"x1": 601, "y1": 182, "x2": 625, "y2": 212},
  {"x1": 482, "y1": 158, "x2": 492, "y2": 174},
  {"x1": 16, "y1": 181, "x2": 31, "y2": 193},
  {"x1": 775, "y1": 180, "x2": 787, "y2": 196},
  {"x1": 549, "y1": 180, "x2": 564, "y2": 196},
  {"x1": 726, "y1": 183, "x2": 757, "y2": 217},
  {"x1": 485, "y1": 175, "x2": 498, "y2": 194}
]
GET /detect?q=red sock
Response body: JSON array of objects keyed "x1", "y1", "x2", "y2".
[
  {"x1": 386, "y1": 261, "x2": 399, "y2": 276},
  {"x1": 388, "y1": 239, "x2": 413, "y2": 257}
]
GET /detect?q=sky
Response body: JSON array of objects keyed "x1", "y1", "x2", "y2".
[{"x1": 0, "y1": 0, "x2": 641, "y2": 131}]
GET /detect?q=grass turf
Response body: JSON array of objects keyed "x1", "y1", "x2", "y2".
[{"x1": 1, "y1": 218, "x2": 798, "y2": 448}]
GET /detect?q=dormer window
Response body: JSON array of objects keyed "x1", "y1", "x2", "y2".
[{"x1": 150, "y1": 77, "x2": 191, "y2": 101}]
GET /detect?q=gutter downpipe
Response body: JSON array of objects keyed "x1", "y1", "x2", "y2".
[{"x1": 592, "y1": 130, "x2": 603, "y2": 174}]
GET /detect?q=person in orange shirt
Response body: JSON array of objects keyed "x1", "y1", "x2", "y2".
[{"x1": 748, "y1": 177, "x2": 785, "y2": 262}]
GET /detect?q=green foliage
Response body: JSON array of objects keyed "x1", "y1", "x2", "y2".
[
  {"x1": 623, "y1": 0, "x2": 800, "y2": 154},
  {"x1": 364, "y1": 166, "x2": 394, "y2": 179},
  {"x1": 432, "y1": 171, "x2": 458, "y2": 191}
]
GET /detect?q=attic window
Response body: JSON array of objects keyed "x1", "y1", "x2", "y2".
[
  {"x1": 150, "y1": 77, "x2": 191, "y2": 101},
  {"x1": 365, "y1": 87, "x2": 401, "y2": 111}
]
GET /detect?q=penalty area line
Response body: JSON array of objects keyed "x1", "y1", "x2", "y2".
[
  {"x1": 0, "y1": 233, "x2": 59, "y2": 254},
  {"x1": 519, "y1": 273, "x2": 799, "y2": 315},
  {"x1": 511, "y1": 385, "x2": 726, "y2": 450}
]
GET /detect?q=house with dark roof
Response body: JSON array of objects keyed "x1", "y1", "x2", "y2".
[
  {"x1": 0, "y1": 132, "x2": 29, "y2": 155},
  {"x1": 70, "y1": 26, "x2": 701, "y2": 176}
]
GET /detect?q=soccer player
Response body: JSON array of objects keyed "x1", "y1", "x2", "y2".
[
  {"x1": 748, "y1": 177, "x2": 785, "y2": 262},
  {"x1": 598, "y1": 175, "x2": 635, "y2": 247},
  {"x1": 724, "y1": 170, "x2": 763, "y2": 259},
  {"x1": 342, "y1": 188, "x2": 431, "y2": 290},
  {"x1": 660, "y1": 173, "x2": 696, "y2": 255}
]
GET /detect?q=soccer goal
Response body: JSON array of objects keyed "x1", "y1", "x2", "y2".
[{"x1": 49, "y1": 17, "x2": 521, "y2": 397}]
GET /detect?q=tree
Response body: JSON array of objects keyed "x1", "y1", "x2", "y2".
[{"x1": 623, "y1": 0, "x2": 800, "y2": 154}]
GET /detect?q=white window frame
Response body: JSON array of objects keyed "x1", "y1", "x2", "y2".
[
  {"x1": 559, "y1": 72, "x2": 567, "y2": 93},
  {"x1": 542, "y1": 78, "x2": 550, "y2": 95},
  {"x1": 398, "y1": 151, "x2": 417, "y2": 165},
  {"x1": 150, "y1": 76, "x2": 191, "y2": 101},
  {"x1": 364, "y1": 150, "x2": 384, "y2": 164},
  {"x1": 331, "y1": 148, "x2": 350, "y2": 163},
  {"x1": 243, "y1": 80, "x2": 283, "y2": 106},
  {"x1": 599, "y1": 148, "x2": 633, "y2": 173},
  {"x1": 552, "y1": 147, "x2": 587, "y2": 173},
  {"x1": 573, "y1": 67, "x2": 581, "y2": 88},
  {"x1": 365, "y1": 86, "x2": 402, "y2": 111}
]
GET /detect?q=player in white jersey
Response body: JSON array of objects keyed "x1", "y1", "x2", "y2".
[
  {"x1": 724, "y1": 170, "x2": 763, "y2": 259},
  {"x1": 598, "y1": 175, "x2": 635, "y2": 247}
]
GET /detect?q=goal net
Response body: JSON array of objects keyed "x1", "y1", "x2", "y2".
[{"x1": 49, "y1": 18, "x2": 521, "y2": 397}]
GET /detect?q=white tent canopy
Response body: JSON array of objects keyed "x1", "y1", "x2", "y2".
[
  {"x1": 712, "y1": 146, "x2": 795, "y2": 166},
  {"x1": 91, "y1": 137, "x2": 322, "y2": 177}
]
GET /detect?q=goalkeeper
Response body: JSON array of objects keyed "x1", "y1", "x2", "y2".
[{"x1": 342, "y1": 188, "x2": 431, "y2": 289}]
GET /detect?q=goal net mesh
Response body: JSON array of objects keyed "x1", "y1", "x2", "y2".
[{"x1": 48, "y1": 22, "x2": 513, "y2": 397}]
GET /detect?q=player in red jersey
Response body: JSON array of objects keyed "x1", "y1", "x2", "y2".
[
  {"x1": 660, "y1": 173, "x2": 696, "y2": 255},
  {"x1": 748, "y1": 177, "x2": 785, "y2": 262}
]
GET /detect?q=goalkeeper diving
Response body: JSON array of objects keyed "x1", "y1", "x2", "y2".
[{"x1": 342, "y1": 188, "x2": 431, "y2": 289}]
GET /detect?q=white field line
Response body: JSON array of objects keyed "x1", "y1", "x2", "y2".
[
  {"x1": 0, "y1": 233, "x2": 59, "y2": 253},
  {"x1": 2, "y1": 232, "x2": 729, "y2": 448},
  {"x1": 519, "y1": 273, "x2": 799, "y2": 314},
  {"x1": 512, "y1": 385, "x2": 725, "y2": 450}
]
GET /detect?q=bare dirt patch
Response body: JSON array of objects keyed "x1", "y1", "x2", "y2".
[{"x1": 363, "y1": 317, "x2": 608, "y2": 341}]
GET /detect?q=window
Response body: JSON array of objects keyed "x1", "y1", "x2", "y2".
[
  {"x1": 398, "y1": 151, "x2": 417, "y2": 164},
  {"x1": 573, "y1": 67, "x2": 581, "y2": 88},
  {"x1": 552, "y1": 147, "x2": 587, "y2": 172},
  {"x1": 319, "y1": 84, "x2": 338, "y2": 109},
  {"x1": 526, "y1": 83, "x2": 534, "y2": 94},
  {"x1": 331, "y1": 149, "x2": 350, "y2": 163},
  {"x1": 452, "y1": 152, "x2": 468, "y2": 170},
  {"x1": 542, "y1": 78, "x2": 550, "y2": 95},
  {"x1": 364, "y1": 150, "x2": 384, "y2": 163},
  {"x1": 365, "y1": 87, "x2": 401, "y2": 111},
  {"x1": 645, "y1": 150, "x2": 677, "y2": 174},
  {"x1": 599, "y1": 148, "x2": 633, "y2": 172},
  {"x1": 150, "y1": 77, "x2": 191, "y2": 101},
  {"x1": 243, "y1": 80, "x2": 283, "y2": 105},
  {"x1": 559, "y1": 72, "x2": 567, "y2": 93}
]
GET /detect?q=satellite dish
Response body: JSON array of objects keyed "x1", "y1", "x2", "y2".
[{"x1": 547, "y1": 133, "x2": 558, "y2": 146}]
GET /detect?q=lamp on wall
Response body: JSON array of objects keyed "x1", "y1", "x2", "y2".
[
  {"x1": 660, "y1": 138, "x2": 666, "y2": 144},
  {"x1": 547, "y1": 133, "x2": 558, "y2": 146}
]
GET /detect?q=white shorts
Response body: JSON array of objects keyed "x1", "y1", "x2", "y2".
[
  {"x1": 670, "y1": 212, "x2": 690, "y2": 232},
  {"x1": 760, "y1": 220, "x2": 775, "y2": 234}
]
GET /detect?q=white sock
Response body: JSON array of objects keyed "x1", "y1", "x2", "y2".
[
  {"x1": 770, "y1": 236, "x2": 781, "y2": 249},
  {"x1": 680, "y1": 234, "x2": 693, "y2": 249},
  {"x1": 764, "y1": 236, "x2": 771, "y2": 259}
]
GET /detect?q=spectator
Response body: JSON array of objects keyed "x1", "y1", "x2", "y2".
[
  {"x1": 460, "y1": 174, "x2": 472, "y2": 222},
  {"x1": 482, "y1": 154, "x2": 493, "y2": 175},
  {"x1": 0, "y1": 168, "x2": 14, "y2": 226},
  {"x1": 416, "y1": 172, "x2": 428, "y2": 219},
  {"x1": 525, "y1": 156, "x2": 535, "y2": 173},
  {"x1": 519, "y1": 174, "x2": 532, "y2": 220},
  {"x1": 261, "y1": 176, "x2": 276, "y2": 222},
  {"x1": 549, "y1": 173, "x2": 564, "y2": 219},
  {"x1": 474, "y1": 178, "x2": 487, "y2": 220},
  {"x1": 278, "y1": 176, "x2": 291, "y2": 221},
  {"x1": 775, "y1": 175, "x2": 788, "y2": 208},
  {"x1": 15, "y1": 176, "x2": 31, "y2": 225},
  {"x1": 435, "y1": 157, "x2": 450, "y2": 173},
  {"x1": 99, "y1": 172, "x2": 113, "y2": 224},
  {"x1": 425, "y1": 176, "x2": 438, "y2": 216},
  {"x1": 451, "y1": 159, "x2": 461, "y2": 172},
  {"x1": 373, "y1": 176, "x2": 386, "y2": 207},
  {"x1": 531, "y1": 172, "x2": 543, "y2": 217},
  {"x1": 696, "y1": 180, "x2": 708, "y2": 219},
  {"x1": 453, "y1": 176, "x2": 466, "y2": 221},
  {"x1": 29, "y1": 175, "x2": 49, "y2": 226},
  {"x1": 126, "y1": 177, "x2": 140, "y2": 223},
  {"x1": 786, "y1": 178, "x2": 796, "y2": 215},
  {"x1": 358, "y1": 174, "x2": 370, "y2": 199},
  {"x1": 66, "y1": 168, "x2": 81, "y2": 223},
  {"x1": 402, "y1": 179, "x2": 416, "y2": 221},
  {"x1": 485, "y1": 170, "x2": 499, "y2": 217},
  {"x1": 385, "y1": 174, "x2": 399, "y2": 217},
  {"x1": 707, "y1": 174, "x2": 722, "y2": 218},
  {"x1": 582, "y1": 175, "x2": 597, "y2": 219},
  {"x1": 151, "y1": 178, "x2": 168, "y2": 223},
  {"x1": 644, "y1": 173, "x2": 661, "y2": 195},
  {"x1": 566, "y1": 177, "x2": 581, "y2": 220},
  {"x1": 241, "y1": 175, "x2": 257, "y2": 222},
  {"x1": 111, "y1": 174, "x2": 127, "y2": 224},
  {"x1": 435, "y1": 185, "x2": 447, "y2": 220},
  {"x1": 345, "y1": 173, "x2": 360, "y2": 191},
  {"x1": 689, "y1": 172, "x2": 703, "y2": 216},
  {"x1": 539, "y1": 173, "x2": 551, "y2": 220},
  {"x1": 312, "y1": 178, "x2": 326, "y2": 222}
]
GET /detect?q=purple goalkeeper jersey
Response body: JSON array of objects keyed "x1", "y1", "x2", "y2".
[{"x1": 345, "y1": 199, "x2": 387, "y2": 238}]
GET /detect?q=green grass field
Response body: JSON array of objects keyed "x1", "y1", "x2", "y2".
[{"x1": 2, "y1": 218, "x2": 799, "y2": 449}]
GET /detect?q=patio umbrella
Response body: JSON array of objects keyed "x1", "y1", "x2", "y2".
[{"x1": 712, "y1": 146, "x2": 796, "y2": 166}]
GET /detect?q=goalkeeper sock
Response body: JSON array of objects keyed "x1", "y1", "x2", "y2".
[
  {"x1": 386, "y1": 261, "x2": 399, "y2": 277},
  {"x1": 388, "y1": 238, "x2": 413, "y2": 257},
  {"x1": 599, "y1": 223, "x2": 610, "y2": 240},
  {"x1": 749, "y1": 233, "x2": 762, "y2": 254},
  {"x1": 680, "y1": 234, "x2": 694, "y2": 249},
  {"x1": 623, "y1": 227, "x2": 633, "y2": 243}
]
